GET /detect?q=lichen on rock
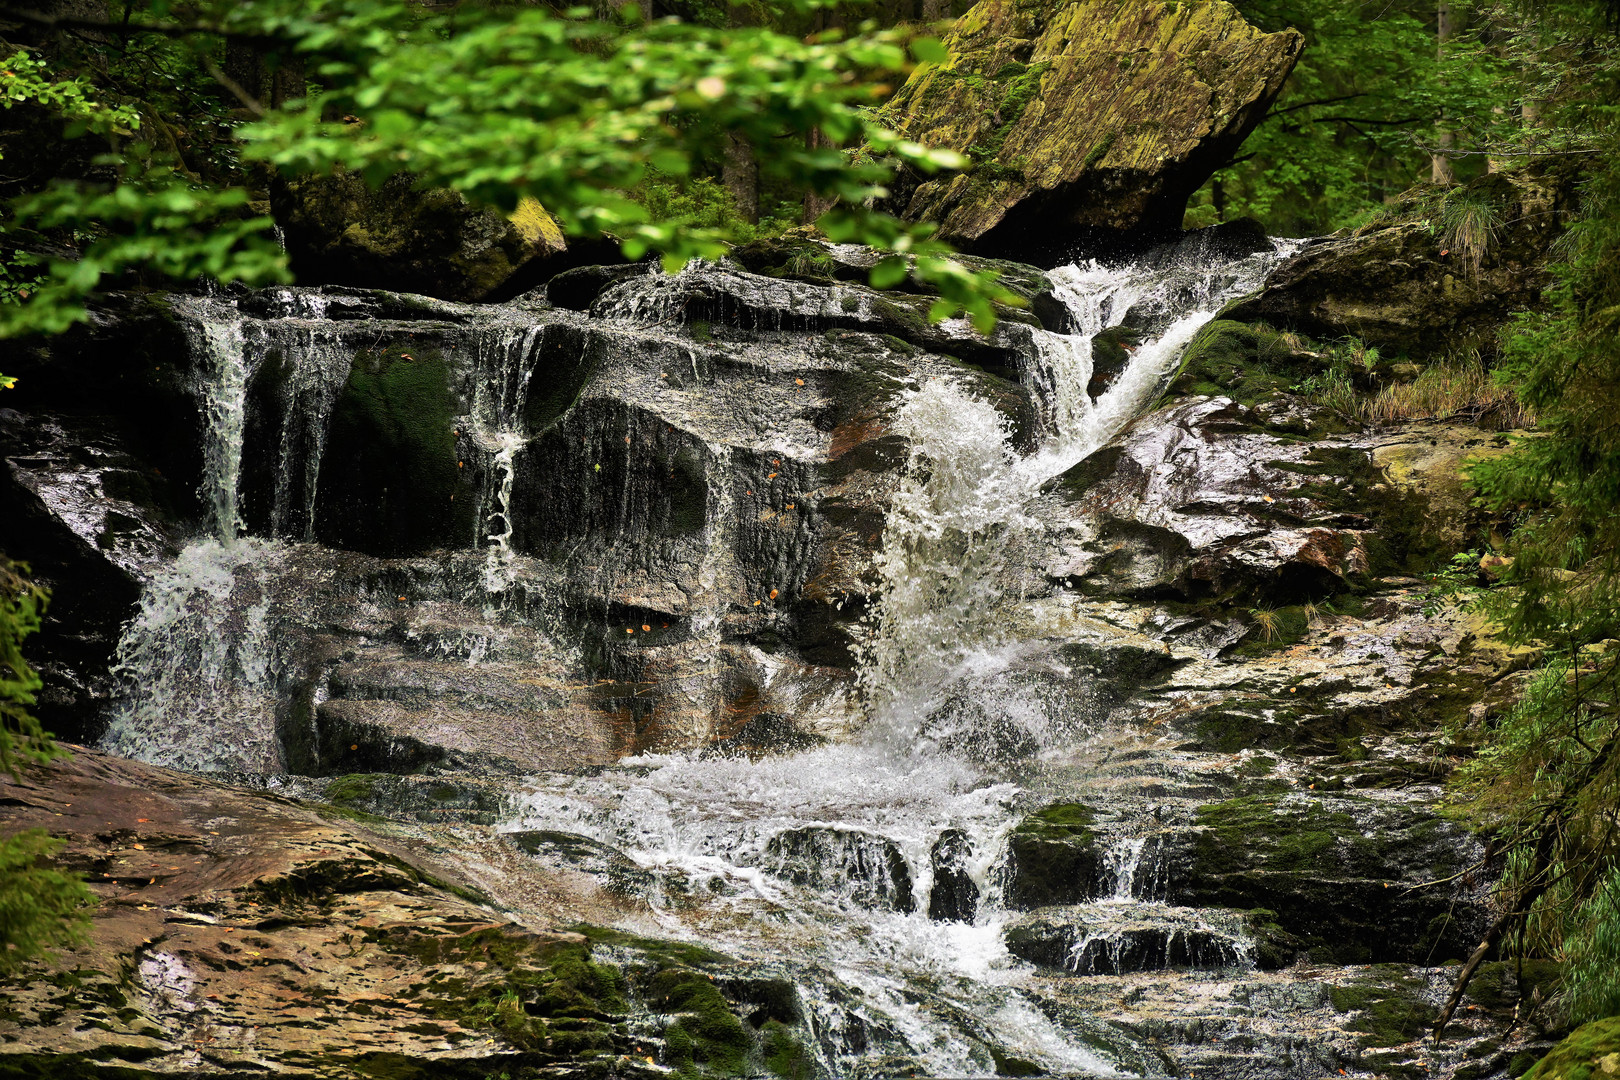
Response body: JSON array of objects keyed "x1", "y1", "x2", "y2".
[{"x1": 879, "y1": 0, "x2": 1303, "y2": 256}]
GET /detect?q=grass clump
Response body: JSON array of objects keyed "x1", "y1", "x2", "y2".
[
  {"x1": 1362, "y1": 350, "x2": 1533, "y2": 428},
  {"x1": 1440, "y1": 190, "x2": 1505, "y2": 278}
]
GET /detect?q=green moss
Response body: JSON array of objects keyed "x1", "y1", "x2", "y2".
[
  {"x1": 653, "y1": 969, "x2": 752, "y2": 1077},
  {"x1": 1525, "y1": 1016, "x2": 1620, "y2": 1080},
  {"x1": 324, "y1": 774, "x2": 380, "y2": 807},
  {"x1": 1004, "y1": 803, "x2": 1102, "y2": 907},
  {"x1": 1328, "y1": 967, "x2": 1435, "y2": 1047},
  {"x1": 1194, "y1": 795, "x2": 1366, "y2": 875},
  {"x1": 1166, "y1": 320, "x2": 1316, "y2": 408},
  {"x1": 761, "y1": 1019, "x2": 814, "y2": 1079},
  {"x1": 1082, "y1": 131, "x2": 1116, "y2": 169},
  {"x1": 570, "y1": 924, "x2": 732, "y2": 970}
]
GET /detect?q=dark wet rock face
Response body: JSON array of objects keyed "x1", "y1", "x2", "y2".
[{"x1": 5, "y1": 265, "x2": 1039, "y2": 772}]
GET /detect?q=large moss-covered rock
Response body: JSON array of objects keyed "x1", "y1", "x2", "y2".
[
  {"x1": 1002, "y1": 802, "x2": 1103, "y2": 907},
  {"x1": 272, "y1": 171, "x2": 568, "y2": 301},
  {"x1": 880, "y1": 0, "x2": 1302, "y2": 256},
  {"x1": 1526, "y1": 1016, "x2": 1620, "y2": 1080},
  {"x1": 1225, "y1": 161, "x2": 1583, "y2": 356}
]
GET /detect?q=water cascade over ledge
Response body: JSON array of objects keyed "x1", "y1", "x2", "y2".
[{"x1": 67, "y1": 238, "x2": 1508, "y2": 1079}]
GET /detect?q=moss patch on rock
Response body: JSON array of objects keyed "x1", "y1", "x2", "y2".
[
  {"x1": 1328, "y1": 965, "x2": 1435, "y2": 1047},
  {"x1": 1525, "y1": 1015, "x2": 1620, "y2": 1080},
  {"x1": 1003, "y1": 803, "x2": 1102, "y2": 907}
]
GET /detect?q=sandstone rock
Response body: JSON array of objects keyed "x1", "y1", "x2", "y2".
[
  {"x1": 0, "y1": 750, "x2": 833, "y2": 1079},
  {"x1": 272, "y1": 171, "x2": 568, "y2": 302},
  {"x1": 0, "y1": 750, "x2": 635, "y2": 1077},
  {"x1": 1226, "y1": 160, "x2": 1584, "y2": 356},
  {"x1": 880, "y1": 0, "x2": 1302, "y2": 256}
]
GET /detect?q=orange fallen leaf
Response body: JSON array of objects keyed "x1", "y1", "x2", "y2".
[
  {"x1": 753, "y1": 600, "x2": 761, "y2": 606},
  {"x1": 133, "y1": 844, "x2": 145, "y2": 850},
  {"x1": 137, "y1": 818, "x2": 150, "y2": 823},
  {"x1": 626, "y1": 627, "x2": 634, "y2": 634},
  {"x1": 641, "y1": 624, "x2": 651, "y2": 632},
  {"x1": 785, "y1": 503, "x2": 795, "y2": 509},
  {"x1": 769, "y1": 589, "x2": 779, "y2": 599},
  {"x1": 794, "y1": 378, "x2": 804, "y2": 386},
  {"x1": 768, "y1": 472, "x2": 777, "y2": 479},
  {"x1": 398, "y1": 596, "x2": 407, "y2": 601},
  {"x1": 350, "y1": 744, "x2": 358, "y2": 750}
]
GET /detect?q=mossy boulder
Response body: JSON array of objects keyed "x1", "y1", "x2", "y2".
[
  {"x1": 879, "y1": 0, "x2": 1303, "y2": 256},
  {"x1": 1179, "y1": 792, "x2": 1483, "y2": 964},
  {"x1": 1327, "y1": 965, "x2": 1436, "y2": 1048},
  {"x1": 1526, "y1": 1016, "x2": 1620, "y2": 1080},
  {"x1": 1002, "y1": 802, "x2": 1103, "y2": 907},
  {"x1": 1225, "y1": 160, "x2": 1584, "y2": 356},
  {"x1": 272, "y1": 170, "x2": 567, "y2": 301},
  {"x1": 1166, "y1": 319, "x2": 1328, "y2": 407}
]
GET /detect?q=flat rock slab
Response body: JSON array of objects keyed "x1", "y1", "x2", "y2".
[{"x1": 0, "y1": 749, "x2": 646, "y2": 1078}]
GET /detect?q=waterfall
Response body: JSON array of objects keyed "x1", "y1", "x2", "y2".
[
  {"x1": 96, "y1": 237, "x2": 1305, "y2": 1069},
  {"x1": 468, "y1": 323, "x2": 544, "y2": 593},
  {"x1": 497, "y1": 240, "x2": 1302, "y2": 1075},
  {"x1": 101, "y1": 296, "x2": 291, "y2": 771},
  {"x1": 184, "y1": 298, "x2": 251, "y2": 544}
]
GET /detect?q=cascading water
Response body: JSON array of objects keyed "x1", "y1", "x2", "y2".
[
  {"x1": 499, "y1": 240, "x2": 1303, "y2": 1076},
  {"x1": 92, "y1": 238, "x2": 1311, "y2": 1072},
  {"x1": 467, "y1": 322, "x2": 544, "y2": 594},
  {"x1": 100, "y1": 296, "x2": 294, "y2": 772}
]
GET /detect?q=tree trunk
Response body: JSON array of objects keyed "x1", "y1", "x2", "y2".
[
  {"x1": 920, "y1": 0, "x2": 952, "y2": 24},
  {"x1": 721, "y1": 133, "x2": 759, "y2": 225},
  {"x1": 802, "y1": 129, "x2": 839, "y2": 225},
  {"x1": 1431, "y1": 2, "x2": 1455, "y2": 185},
  {"x1": 224, "y1": 40, "x2": 306, "y2": 111}
]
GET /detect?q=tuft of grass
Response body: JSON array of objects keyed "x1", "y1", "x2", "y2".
[
  {"x1": 1363, "y1": 351, "x2": 1533, "y2": 429},
  {"x1": 1441, "y1": 192, "x2": 1505, "y2": 278},
  {"x1": 1250, "y1": 607, "x2": 1282, "y2": 643}
]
